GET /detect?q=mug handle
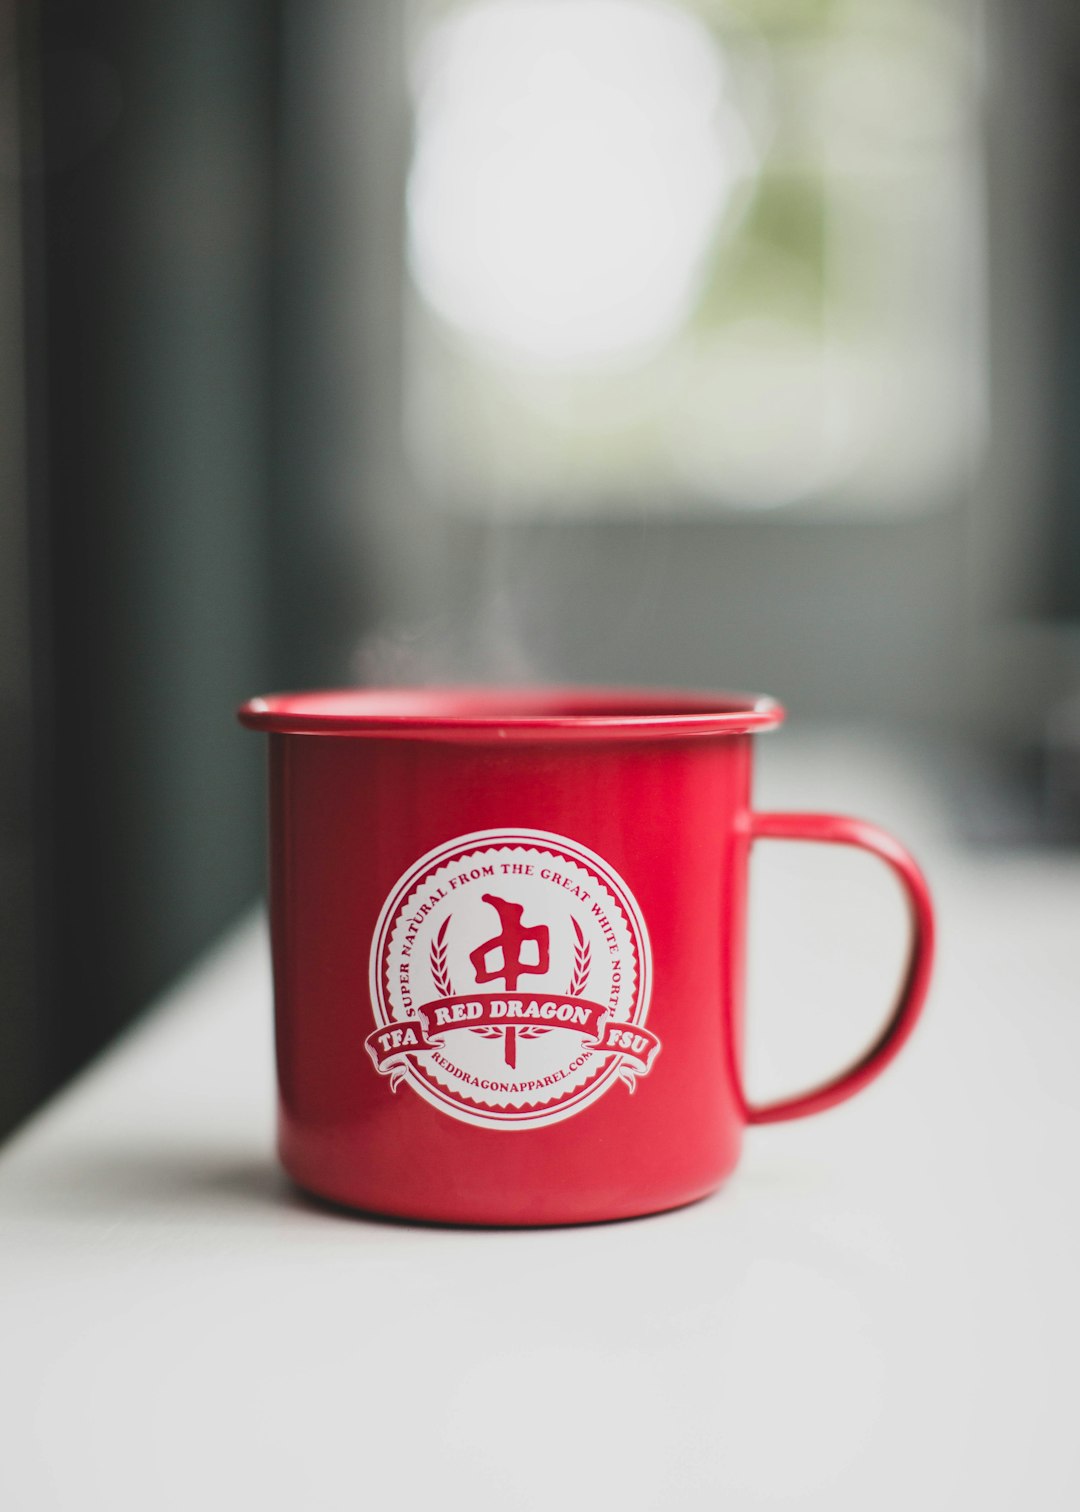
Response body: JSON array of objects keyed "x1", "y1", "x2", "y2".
[{"x1": 740, "y1": 811, "x2": 935, "y2": 1124}]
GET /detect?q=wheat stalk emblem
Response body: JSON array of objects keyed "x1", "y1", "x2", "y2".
[
  {"x1": 430, "y1": 916, "x2": 453, "y2": 997},
  {"x1": 568, "y1": 918, "x2": 591, "y2": 996}
]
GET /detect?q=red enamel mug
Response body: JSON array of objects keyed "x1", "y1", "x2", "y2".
[{"x1": 239, "y1": 688, "x2": 934, "y2": 1226}]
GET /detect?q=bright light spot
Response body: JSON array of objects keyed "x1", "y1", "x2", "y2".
[{"x1": 407, "y1": 0, "x2": 747, "y2": 369}]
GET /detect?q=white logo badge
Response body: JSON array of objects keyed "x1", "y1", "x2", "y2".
[{"x1": 367, "y1": 829, "x2": 658, "y2": 1129}]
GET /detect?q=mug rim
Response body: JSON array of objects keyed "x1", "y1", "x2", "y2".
[{"x1": 237, "y1": 686, "x2": 785, "y2": 739}]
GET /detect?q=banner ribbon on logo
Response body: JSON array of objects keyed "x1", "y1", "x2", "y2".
[{"x1": 365, "y1": 994, "x2": 661, "y2": 1077}]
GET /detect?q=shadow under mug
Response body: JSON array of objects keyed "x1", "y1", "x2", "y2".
[{"x1": 239, "y1": 688, "x2": 934, "y2": 1226}]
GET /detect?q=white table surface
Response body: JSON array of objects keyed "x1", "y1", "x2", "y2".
[{"x1": 2, "y1": 733, "x2": 1079, "y2": 1511}]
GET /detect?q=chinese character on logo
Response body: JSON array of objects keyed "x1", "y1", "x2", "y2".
[{"x1": 469, "y1": 894, "x2": 549, "y2": 1068}]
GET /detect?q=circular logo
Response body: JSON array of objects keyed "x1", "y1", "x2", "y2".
[{"x1": 367, "y1": 829, "x2": 658, "y2": 1129}]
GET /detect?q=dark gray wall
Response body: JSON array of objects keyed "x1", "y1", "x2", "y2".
[
  {"x1": 10, "y1": 0, "x2": 282, "y2": 1136},
  {"x1": 0, "y1": 6, "x2": 37, "y2": 1137}
]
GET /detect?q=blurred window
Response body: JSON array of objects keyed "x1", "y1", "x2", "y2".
[{"x1": 405, "y1": 0, "x2": 985, "y2": 516}]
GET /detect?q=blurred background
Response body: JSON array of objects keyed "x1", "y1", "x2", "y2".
[{"x1": 2, "y1": 0, "x2": 1078, "y2": 1138}]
